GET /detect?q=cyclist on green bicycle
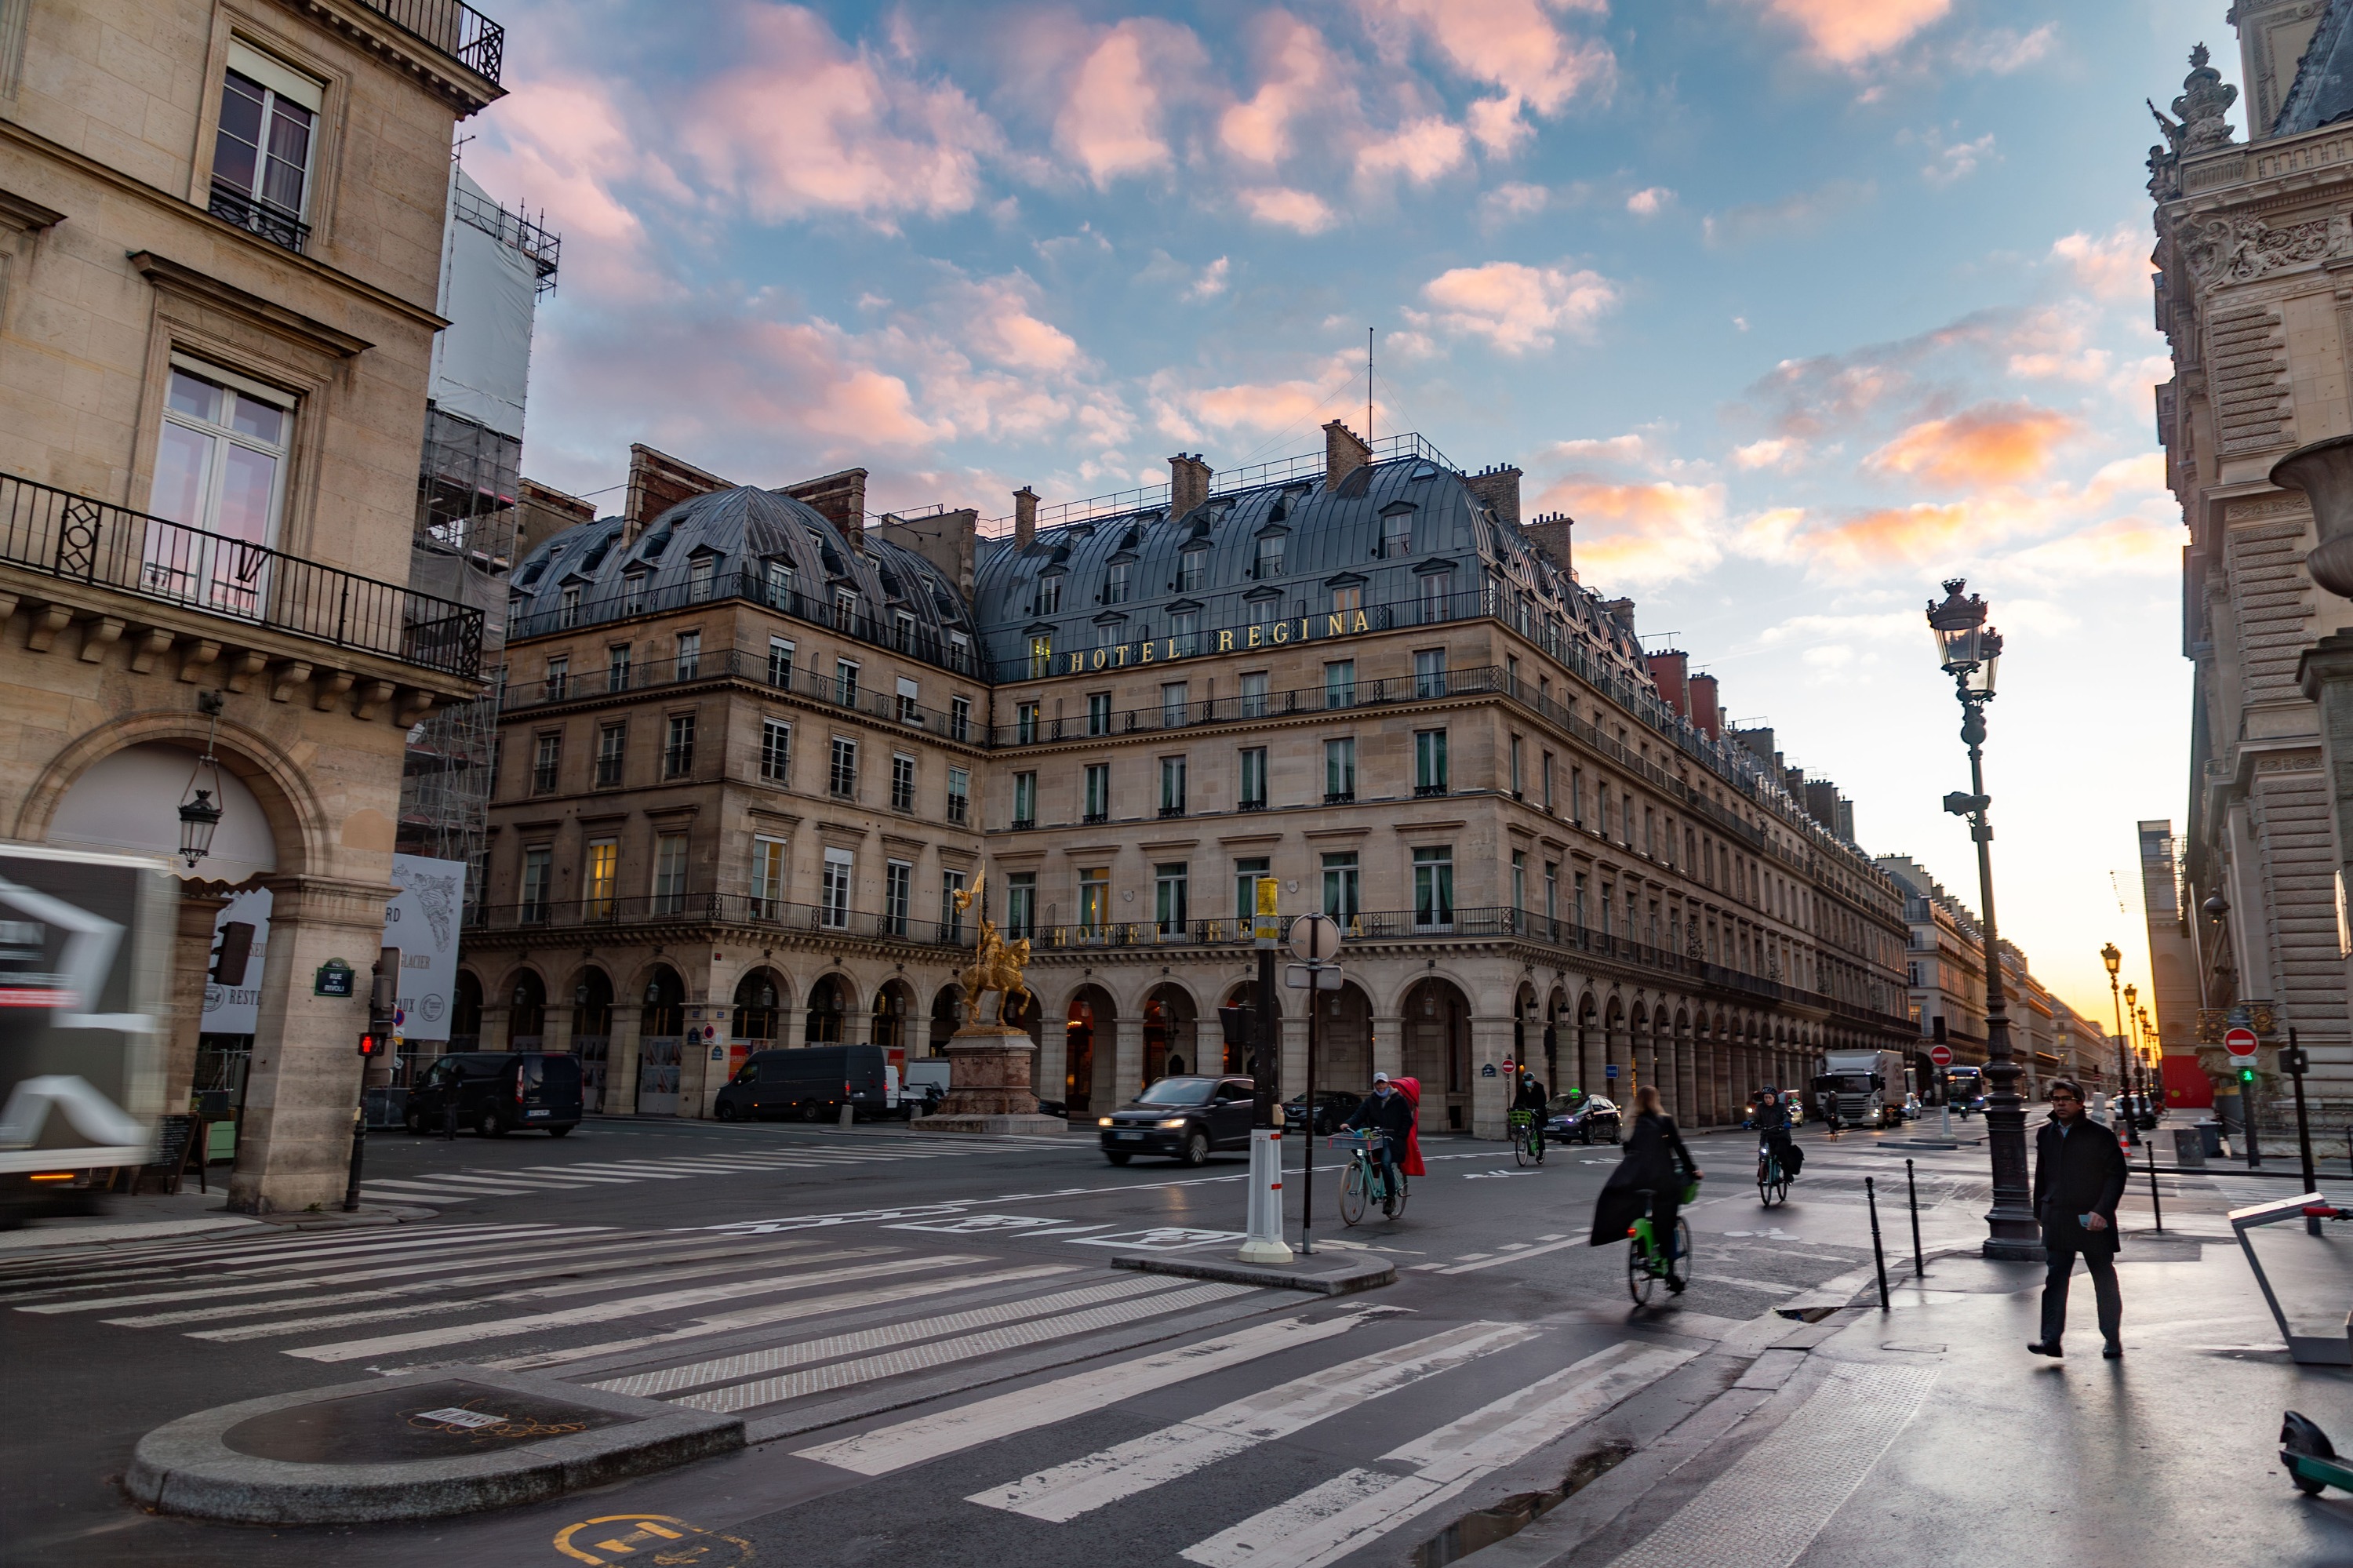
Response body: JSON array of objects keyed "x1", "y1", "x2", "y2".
[
  {"x1": 1755, "y1": 1088, "x2": 1798, "y2": 1177},
  {"x1": 1344, "y1": 1072, "x2": 1416, "y2": 1216},
  {"x1": 1588, "y1": 1085, "x2": 1703, "y2": 1293},
  {"x1": 1512, "y1": 1069, "x2": 1549, "y2": 1157}
]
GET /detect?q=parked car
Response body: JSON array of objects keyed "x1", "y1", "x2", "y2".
[
  {"x1": 712, "y1": 1045, "x2": 890, "y2": 1122},
  {"x1": 1545, "y1": 1090, "x2": 1620, "y2": 1145},
  {"x1": 1283, "y1": 1089, "x2": 1363, "y2": 1135},
  {"x1": 1100, "y1": 1075, "x2": 1257, "y2": 1166},
  {"x1": 404, "y1": 1052, "x2": 581, "y2": 1137},
  {"x1": 902, "y1": 1057, "x2": 951, "y2": 1118}
]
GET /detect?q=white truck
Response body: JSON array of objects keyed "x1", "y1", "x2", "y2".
[{"x1": 1819, "y1": 1049, "x2": 1909, "y2": 1130}]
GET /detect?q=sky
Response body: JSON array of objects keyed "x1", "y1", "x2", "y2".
[{"x1": 464, "y1": 0, "x2": 2229, "y2": 1022}]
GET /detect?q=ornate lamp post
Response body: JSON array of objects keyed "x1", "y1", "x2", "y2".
[
  {"x1": 1926, "y1": 580, "x2": 2043, "y2": 1259},
  {"x1": 2100, "y1": 943, "x2": 2134, "y2": 1142},
  {"x1": 2124, "y1": 982, "x2": 2144, "y2": 1136},
  {"x1": 176, "y1": 690, "x2": 227, "y2": 868}
]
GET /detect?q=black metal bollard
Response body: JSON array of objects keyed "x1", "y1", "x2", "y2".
[
  {"x1": 2145, "y1": 1131, "x2": 2163, "y2": 1235},
  {"x1": 342, "y1": 1103, "x2": 365, "y2": 1213},
  {"x1": 1905, "y1": 1158, "x2": 1925, "y2": 1281},
  {"x1": 1865, "y1": 1176, "x2": 1890, "y2": 1311}
]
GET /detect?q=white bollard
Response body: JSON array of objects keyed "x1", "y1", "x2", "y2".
[
  {"x1": 839, "y1": 1102, "x2": 854, "y2": 1129},
  {"x1": 1238, "y1": 1127, "x2": 1293, "y2": 1265}
]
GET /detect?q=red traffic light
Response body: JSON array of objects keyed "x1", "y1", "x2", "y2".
[{"x1": 358, "y1": 1032, "x2": 386, "y2": 1059}]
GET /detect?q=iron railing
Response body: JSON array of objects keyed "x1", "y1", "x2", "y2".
[
  {"x1": 474, "y1": 893, "x2": 976, "y2": 948},
  {"x1": 355, "y1": 0, "x2": 504, "y2": 82},
  {"x1": 0, "y1": 471, "x2": 483, "y2": 678},
  {"x1": 504, "y1": 646, "x2": 981, "y2": 741},
  {"x1": 509, "y1": 565, "x2": 979, "y2": 679},
  {"x1": 207, "y1": 185, "x2": 308, "y2": 253}
]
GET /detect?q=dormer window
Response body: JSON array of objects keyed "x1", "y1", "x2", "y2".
[
  {"x1": 1178, "y1": 548, "x2": 1207, "y2": 592},
  {"x1": 1036, "y1": 573, "x2": 1064, "y2": 615},
  {"x1": 766, "y1": 559, "x2": 795, "y2": 608},
  {"x1": 1255, "y1": 535, "x2": 1285, "y2": 577},
  {"x1": 835, "y1": 587, "x2": 859, "y2": 630},
  {"x1": 624, "y1": 569, "x2": 647, "y2": 616},
  {"x1": 558, "y1": 586, "x2": 580, "y2": 628},
  {"x1": 688, "y1": 554, "x2": 716, "y2": 602},
  {"x1": 1106, "y1": 560, "x2": 1131, "y2": 605},
  {"x1": 1380, "y1": 505, "x2": 1414, "y2": 558}
]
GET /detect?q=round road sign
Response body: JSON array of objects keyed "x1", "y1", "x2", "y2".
[
  {"x1": 1287, "y1": 913, "x2": 1343, "y2": 963},
  {"x1": 1928, "y1": 1043, "x2": 1954, "y2": 1068},
  {"x1": 2225, "y1": 1026, "x2": 2260, "y2": 1058}
]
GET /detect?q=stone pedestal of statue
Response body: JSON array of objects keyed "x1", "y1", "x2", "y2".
[{"x1": 907, "y1": 1019, "x2": 1067, "y2": 1135}]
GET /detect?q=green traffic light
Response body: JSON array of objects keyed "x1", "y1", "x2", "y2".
[{"x1": 2239, "y1": 1067, "x2": 2257, "y2": 1082}]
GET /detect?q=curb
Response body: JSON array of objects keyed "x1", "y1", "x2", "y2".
[
  {"x1": 125, "y1": 1366, "x2": 742, "y2": 1523},
  {"x1": 1111, "y1": 1251, "x2": 1396, "y2": 1295}
]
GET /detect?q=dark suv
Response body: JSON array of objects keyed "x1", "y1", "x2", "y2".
[
  {"x1": 1100, "y1": 1075, "x2": 1257, "y2": 1166},
  {"x1": 405, "y1": 1052, "x2": 582, "y2": 1137}
]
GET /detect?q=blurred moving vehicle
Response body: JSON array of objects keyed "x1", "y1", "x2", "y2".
[
  {"x1": 1283, "y1": 1089, "x2": 1362, "y2": 1134},
  {"x1": 1544, "y1": 1090, "x2": 1620, "y2": 1144},
  {"x1": 405, "y1": 1051, "x2": 582, "y2": 1137},
  {"x1": 711, "y1": 1045, "x2": 889, "y2": 1122},
  {"x1": 1100, "y1": 1075, "x2": 1258, "y2": 1166}
]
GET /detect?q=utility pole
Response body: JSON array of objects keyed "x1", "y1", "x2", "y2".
[{"x1": 1238, "y1": 876, "x2": 1292, "y2": 1265}]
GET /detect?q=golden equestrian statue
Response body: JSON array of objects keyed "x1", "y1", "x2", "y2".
[{"x1": 951, "y1": 869, "x2": 1032, "y2": 1027}]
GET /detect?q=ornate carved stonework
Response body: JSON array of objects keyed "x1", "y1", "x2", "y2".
[
  {"x1": 2180, "y1": 211, "x2": 2353, "y2": 281},
  {"x1": 2224, "y1": 497, "x2": 2312, "y2": 521},
  {"x1": 2176, "y1": 43, "x2": 2239, "y2": 155}
]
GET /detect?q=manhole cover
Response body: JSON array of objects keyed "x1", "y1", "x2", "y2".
[{"x1": 222, "y1": 1380, "x2": 632, "y2": 1464}]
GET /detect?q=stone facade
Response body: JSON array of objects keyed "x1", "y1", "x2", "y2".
[
  {"x1": 0, "y1": 0, "x2": 502, "y2": 1207},
  {"x1": 2151, "y1": 18, "x2": 2353, "y2": 1119}
]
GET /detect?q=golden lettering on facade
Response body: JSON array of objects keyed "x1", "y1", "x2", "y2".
[
  {"x1": 1327, "y1": 613, "x2": 1346, "y2": 637},
  {"x1": 1140, "y1": 640, "x2": 1154, "y2": 663},
  {"x1": 1352, "y1": 610, "x2": 1369, "y2": 633},
  {"x1": 1218, "y1": 629, "x2": 1234, "y2": 652},
  {"x1": 1114, "y1": 645, "x2": 1127, "y2": 667},
  {"x1": 1271, "y1": 620, "x2": 1289, "y2": 643},
  {"x1": 1247, "y1": 625, "x2": 1263, "y2": 647},
  {"x1": 1067, "y1": 653, "x2": 1085, "y2": 675}
]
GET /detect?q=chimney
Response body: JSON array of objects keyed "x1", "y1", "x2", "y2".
[
  {"x1": 622, "y1": 442, "x2": 733, "y2": 544},
  {"x1": 515, "y1": 478, "x2": 596, "y2": 561},
  {"x1": 1169, "y1": 453, "x2": 1213, "y2": 519},
  {"x1": 1601, "y1": 597, "x2": 1636, "y2": 636},
  {"x1": 1688, "y1": 673, "x2": 1721, "y2": 740},
  {"x1": 1645, "y1": 650, "x2": 1689, "y2": 719},
  {"x1": 1523, "y1": 511, "x2": 1573, "y2": 577},
  {"x1": 780, "y1": 467, "x2": 869, "y2": 554},
  {"x1": 871, "y1": 507, "x2": 979, "y2": 602},
  {"x1": 1803, "y1": 779, "x2": 1842, "y2": 831},
  {"x1": 1464, "y1": 464, "x2": 1522, "y2": 526},
  {"x1": 1013, "y1": 486, "x2": 1038, "y2": 551},
  {"x1": 1323, "y1": 420, "x2": 1371, "y2": 490}
]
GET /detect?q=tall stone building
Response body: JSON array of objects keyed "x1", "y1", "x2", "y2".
[
  {"x1": 2149, "y1": 13, "x2": 2353, "y2": 1119},
  {"x1": 467, "y1": 426, "x2": 1917, "y2": 1137}
]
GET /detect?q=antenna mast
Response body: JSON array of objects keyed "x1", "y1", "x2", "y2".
[{"x1": 1367, "y1": 327, "x2": 1375, "y2": 441}]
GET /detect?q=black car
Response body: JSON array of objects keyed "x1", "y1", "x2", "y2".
[
  {"x1": 1544, "y1": 1091, "x2": 1620, "y2": 1145},
  {"x1": 1100, "y1": 1075, "x2": 1257, "y2": 1166},
  {"x1": 1283, "y1": 1089, "x2": 1362, "y2": 1135},
  {"x1": 714, "y1": 1046, "x2": 890, "y2": 1122},
  {"x1": 405, "y1": 1052, "x2": 582, "y2": 1137}
]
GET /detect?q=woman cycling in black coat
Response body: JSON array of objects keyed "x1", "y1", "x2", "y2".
[{"x1": 1588, "y1": 1085, "x2": 1703, "y2": 1292}]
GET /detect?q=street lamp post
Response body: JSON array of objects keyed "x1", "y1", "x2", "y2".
[
  {"x1": 1926, "y1": 580, "x2": 2043, "y2": 1260},
  {"x1": 2101, "y1": 943, "x2": 2135, "y2": 1145},
  {"x1": 2124, "y1": 982, "x2": 2143, "y2": 1141}
]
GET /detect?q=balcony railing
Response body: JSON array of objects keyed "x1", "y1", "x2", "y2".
[
  {"x1": 356, "y1": 0, "x2": 505, "y2": 82},
  {"x1": 0, "y1": 471, "x2": 482, "y2": 678},
  {"x1": 474, "y1": 893, "x2": 976, "y2": 948},
  {"x1": 207, "y1": 185, "x2": 308, "y2": 254},
  {"x1": 503, "y1": 646, "x2": 980, "y2": 740},
  {"x1": 509, "y1": 566, "x2": 978, "y2": 679}
]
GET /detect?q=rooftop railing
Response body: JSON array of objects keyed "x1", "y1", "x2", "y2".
[
  {"x1": 998, "y1": 435, "x2": 1463, "y2": 534},
  {"x1": 357, "y1": 0, "x2": 504, "y2": 82},
  {"x1": 0, "y1": 471, "x2": 483, "y2": 678}
]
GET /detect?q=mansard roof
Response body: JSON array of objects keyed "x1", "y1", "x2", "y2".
[{"x1": 2276, "y1": 2, "x2": 2353, "y2": 135}]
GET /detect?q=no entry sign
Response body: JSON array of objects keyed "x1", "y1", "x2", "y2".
[
  {"x1": 1929, "y1": 1044, "x2": 1954, "y2": 1068},
  {"x1": 2225, "y1": 1027, "x2": 2260, "y2": 1059}
]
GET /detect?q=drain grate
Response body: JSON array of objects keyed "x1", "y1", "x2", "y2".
[{"x1": 1411, "y1": 1439, "x2": 1635, "y2": 1566}]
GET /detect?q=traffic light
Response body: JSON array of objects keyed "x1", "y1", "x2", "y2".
[
  {"x1": 358, "y1": 1029, "x2": 389, "y2": 1060},
  {"x1": 2238, "y1": 1064, "x2": 2257, "y2": 1085},
  {"x1": 1218, "y1": 1003, "x2": 1254, "y2": 1053}
]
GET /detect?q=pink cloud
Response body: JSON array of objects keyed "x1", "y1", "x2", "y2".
[
  {"x1": 1625, "y1": 186, "x2": 1674, "y2": 216},
  {"x1": 2049, "y1": 227, "x2": 2156, "y2": 304},
  {"x1": 467, "y1": 76, "x2": 672, "y2": 299},
  {"x1": 1734, "y1": 0, "x2": 1952, "y2": 66},
  {"x1": 1413, "y1": 262, "x2": 1619, "y2": 353},
  {"x1": 1864, "y1": 401, "x2": 2079, "y2": 489},
  {"x1": 1220, "y1": 13, "x2": 1337, "y2": 166},
  {"x1": 1355, "y1": 116, "x2": 1472, "y2": 184},
  {"x1": 1056, "y1": 20, "x2": 1202, "y2": 187},
  {"x1": 1369, "y1": 0, "x2": 1615, "y2": 116},
  {"x1": 676, "y1": 5, "x2": 997, "y2": 224},
  {"x1": 1534, "y1": 476, "x2": 1728, "y2": 587},
  {"x1": 1238, "y1": 186, "x2": 1338, "y2": 232}
]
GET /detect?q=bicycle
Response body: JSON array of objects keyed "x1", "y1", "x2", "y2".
[
  {"x1": 1625, "y1": 1189, "x2": 1694, "y2": 1305},
  {"x1": 1335, "y1": 1132, "x2": 1409, "y2": 1224},
  {"x1": 1756, "y1": 1140, "x2": 1791, "y2": 1206},
  {"x1": 1509, "y1": 1108, "x2": 1546, "y2": 1168}
]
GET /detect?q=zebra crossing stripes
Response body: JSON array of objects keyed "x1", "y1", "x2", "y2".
[
  {"x1": 966, "y1": 1321, "x2": 1541, "y2": 1523},
  {"x1": 1179, "y1": 1341, "x2": 1695, "y2": 1568},
  {"x1": 353, "y1": 1139, "x2": 1038, "y2": 1206}
]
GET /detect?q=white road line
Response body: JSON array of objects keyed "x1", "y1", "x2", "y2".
[
  {"x1": 281, "y1": 1253, "x2": 982, "y2": 1362},
  {"x1": 510, "y1": 1162, "x2": 703, "y2": 1178},
  {"x1": 596, "y1": 1273, "x2": 1165, "y2": 1396},
  {"x1": 9, "y1": 1225, "x2": 594, "y2": 1287},
  {"x1": 489, "y1": 1264, "x2": 1081, "y2": 1372},
  {"x1": 674, "y1": 1282, "x2": 1257, "y2": 1416},
  {"x1": 1436, "y1": 1236, "x2": 1589, "y2": 1274},
  {"x1": 795, "y1": 1311, "x2": 1377, "y2": 1477},
  {"x1": 89, "y1": 1237, "x2": 812, "y2": 1323},
  {"x1": 0, "y1": 1225, "x2": 587, "y2": 1295},
  {"x1": 358, "y1": 1178, "x2": 512, "y2": 1195},
  {"x1": 966, "y1": 1321, "x2": 1541, "y2": 1522},
  {"x1": 378, "y1": 1175, "x2": 565, "y2": 1194},
  {"x1": 1180, "y1": 1341, "x2": 1696, "y2": 1568}
]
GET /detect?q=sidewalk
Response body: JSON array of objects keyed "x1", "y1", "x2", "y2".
[
  {"x1": 0, "y1": 1188, "x2": 432, "y2": 1254},
  {"x1": 1489, "y1": 1191, "x2": 2353, "y2": 1566}
]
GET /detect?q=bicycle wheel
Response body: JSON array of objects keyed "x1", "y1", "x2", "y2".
[
  {"x1": 1340, "y1": 1159, "x2": 1367, "y2": 1227},
  {"x1": 1513, "y1": 1126, "x2": 1532, "y2": 1168},
  {"x1": 1390, "y1": 1175, "x2": 1410, "y2": 1220},
  {"x1": 1672, "y1": 1218, "x2": 1693, "y2": 1283},
  {"x1": 1533, "y1": 1132, "x2": 1544, "y2": 1166},
  {"x1": 1773, "y1": 1172, "x2": 1791, "y2": 1206},
  {"x1": 1627, "y1": 1240, "x2": 1655, "y2": 1305}
]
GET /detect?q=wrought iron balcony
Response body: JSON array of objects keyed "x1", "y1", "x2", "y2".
[
  {"x1": 207, "y1": 185, "x2": 308, "y2": 254},
  {"x1": 357, "y1": 0, "x2": 505, "y2": 82},
  {"x1": 0, "y1": 471, "x2": 482, "y2": 678},
  {"x1": 473, "y1": 893, "x2": 975, "y2": 948}
]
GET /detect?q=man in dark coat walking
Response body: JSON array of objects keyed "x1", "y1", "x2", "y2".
[{"x1": 2028, "y1": 1079, "x2": 2129, "y2": 1359}]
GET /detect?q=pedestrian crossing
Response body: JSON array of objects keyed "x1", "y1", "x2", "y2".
[
  {"x1": 8, "y1": 1220, "x2": 1704, "y2": 1568},
  {"x1": 358, "y1": 1133, "x2": 1070, "y2": 1206}
]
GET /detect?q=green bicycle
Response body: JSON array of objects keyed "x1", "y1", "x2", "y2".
[
  {"x1": 1755, "y1": 1141, "x2": 1791, "y2": 1207},
  {"x1": 1626, "y1": 1188, "x2": 1696, "y2": 1304},
  {"x1": 1336, "y1": 1132, "x2": 1409, "y2": 1224},
  {"x1": 1509, "y1": 1108, "x2": 1545, "y2": 1168}
]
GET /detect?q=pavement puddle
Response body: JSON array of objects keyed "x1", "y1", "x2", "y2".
[{"x1": 1409, "y1": 1439, "x2": 1635, "y2": 1566}]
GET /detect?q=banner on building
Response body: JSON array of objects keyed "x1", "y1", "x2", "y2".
[{"x1": 201, "y1": 854, "x2": 467, "y2": 1042}]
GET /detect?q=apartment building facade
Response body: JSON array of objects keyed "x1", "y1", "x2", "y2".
[
  {"x1": 471, "y1": 453, "x2": 988, "y2": 1119},
  {"x1": 0, "y1": 0, "x2": 502, "y2": 1207}
]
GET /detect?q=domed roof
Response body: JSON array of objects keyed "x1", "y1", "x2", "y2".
[
  {"x1": 969, "y1": 454, "x2": 1647, "y2": 683},
  {"x1": 510, "y1": 486, "x2": 976, "y2": 669}
]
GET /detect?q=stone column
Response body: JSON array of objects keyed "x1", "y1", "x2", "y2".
[
  {"x1": 543, "y1": 999, "x2": 576, "y2": 1056},
  {"x1": 1036, "y1": 1013, "x2": 1067, "y2": 1107},
  {"x1": 610, "y1": 1003, "x2": 643, "y2": 1117},
  {"x1": 1609, "y1": 1022, "x2": 1631, "y2": 1101},
  {"x1": 1372, "y1": 1016, "x2": 1403, "y2": 1081},
  {"x1": 227, "y1": 873, "x2": 399, "y2": 1214},
  {"x1": 1471, "y1": 1014, "x2": 1512, "y2": 1137},
  {"x1": 1113, "y1": 1015, "x2": 1144, "y2": 1109},
  {"x1": 1282, "y1": 1015, "x2": 1309, "y2": 1106},
  {"x1": 166, "y1": 887, "x2": 231, "y2": 1114},
  {"x1": 478, "y1": 1001, "x2": 511, "y2": 1053}
]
